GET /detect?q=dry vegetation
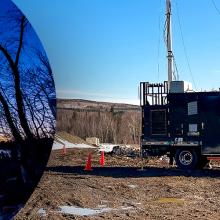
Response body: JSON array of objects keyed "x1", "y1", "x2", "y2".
[
  {"x1": 57, "y1": 100, "x2": 141, "y2": 144},
  {"x1": 56, "y1": 132, "x2": 87, "y2": 144}
]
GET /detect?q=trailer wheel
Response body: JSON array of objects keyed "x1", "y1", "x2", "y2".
[{"x1": 175, "y1": 149, "x2": 198, "y2": 170}]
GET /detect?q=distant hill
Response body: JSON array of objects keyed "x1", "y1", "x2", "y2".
[{"x1": 57, "y1": 99, "x2": 140, "y2": 112}]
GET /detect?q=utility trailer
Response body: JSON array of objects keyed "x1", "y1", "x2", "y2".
[
  {"x1": 140, "y1": 81, "x2": 220, "y2": 169},
  {"x1": 139, "y1": 0, "x2": 220, "y2": 169}
]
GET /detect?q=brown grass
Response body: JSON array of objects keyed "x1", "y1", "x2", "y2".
[{"x1": 55, "y1": 131, "x2": 87, "y2": 144}]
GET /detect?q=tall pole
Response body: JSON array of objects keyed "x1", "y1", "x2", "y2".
[{"x1": 166, "y1": 0, "x2": 174, "y2": 91}]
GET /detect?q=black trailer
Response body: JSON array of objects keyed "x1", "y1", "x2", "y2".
[{"x1": 140, "y1": 81, "x2": 220, "y2": 169}]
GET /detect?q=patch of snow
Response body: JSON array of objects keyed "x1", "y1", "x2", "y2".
[
  {"x1": 128, "y1": 184, "x2": 138, "y2": 189},
  {"x1": 159, "y1": 155, "x2": 169, "y2": 162},
  {"x1": 98, "y1": 144, "x2": 138, "y2": 154},
  {"x1": 38, "y1": 208, "x2": 46, "y2": 217},
  {"x1": 97, "y1": 204, "x2": 108, "y2": 208},
  {"x1": 120, "y1": 206, "x2": 134, "y2": 210},
  {"x1": 75, "y1": 143, "x2": 96, "y2": 149},
  {"x1": 131, "y1": 202, "x2": 141, "y2": 205},
  {"x1": 58, "y1": 205, "x2": 134, "y2": 216},
  {"x1": 59, "y1": 206, "x2": 112, "y2": 216},
  {"x1": 98, "y1": 144, "x2": 117, "y2": 152},
  {"x1": 52, "y1": 138, "x2": 95, "y2": 150}
]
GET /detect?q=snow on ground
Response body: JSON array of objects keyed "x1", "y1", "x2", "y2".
[
  {"x1": 37, "y1": 208, "x2": 46, "y2": 217},
  {"x1": 59, "y1": 206, "x2": 112, "y2": 216},
  {"x1": 98, "y1": 144, "x2": 134, "y2": 153},
  {"x1": 35, "y1": 206, "x2": 133, "y2": 217},
  {"x1": 127, "y1": 184, "x2": 138, "y2": 189},
  {"x1": 52, "y1": 137, "x2": 135, "y2": 153},
  {"x1": 58, "y1": 205, "x2": 133, "y2": 217},
  {"x1": 52, "y1": 138, "x2": 95, "y2": 150},
  {"x1": 98, "y1": 144, "x2": 117, "y2": 152},
  {"x1": 36, "y1": 205, "x2": 134, "y2": 217}
]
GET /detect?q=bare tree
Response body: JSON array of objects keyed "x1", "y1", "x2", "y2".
[
  {"x1": 57, "y1": 108, "x2": 141, "y2": 145},
  {"x1": 0, "y1": 8, "x2": 55, "y2": 143},
  {"x1": 0, "y1": 2, "x2": 55, "y2": 184}
]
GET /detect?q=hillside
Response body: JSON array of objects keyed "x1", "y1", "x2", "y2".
[
  {"x1": 56, "y1": 99, "x2": 141, "y2": 144},
  {"x1": 57, "y1": 99, "x2": 140, "y2": 111}
]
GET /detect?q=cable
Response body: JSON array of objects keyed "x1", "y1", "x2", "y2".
[
  {"x1": 211, "y1": 0, "x2": 220, "y2": 16},
  {"x1": 173, "y1": 55, "x2": 179, "y2": 80},
  {"x1": 175, "y1": 0, "x2": 197, "y2": 90},
  {"x1": 157, "y1": 0, "x2": 162, "y2": 82}
]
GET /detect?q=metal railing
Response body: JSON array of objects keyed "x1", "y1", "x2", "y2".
[{"x1": 140, "y1": 81, "x2": 168, "y2": 106}]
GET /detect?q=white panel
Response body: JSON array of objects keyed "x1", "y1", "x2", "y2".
[
  {"x1": 170, "y1": 81, "x2": 193, "y2": 93},
  {"x1": 189, "y1": 124, "x2": 197, "y2": 132},
  {"x1": 188, "y1": 101, "x2": 198, "y2": 115}
]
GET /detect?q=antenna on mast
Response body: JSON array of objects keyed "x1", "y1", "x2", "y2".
[{"x1": 166, "y1": 0, "x2": 174, "y2": 91}]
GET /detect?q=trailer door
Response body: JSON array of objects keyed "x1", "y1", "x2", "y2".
[
  {"x1": 150, "y1": 109, "x2": 167, "y2": 136},
  {"x1": 200, "y1": 95, "x2": 220, "y2": 154},
  {"x1": 142, "y1": 106, "x2": 168, "y2": 141}
]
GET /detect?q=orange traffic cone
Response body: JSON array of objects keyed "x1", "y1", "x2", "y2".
[
  {"x1": 62, "y1": 145, "x2": 67, "y2": 155},
  {"x1": 100, "y1": 151, "x2": 105, "y2": 166},
  {"x1": 84, "y1": 153, "x2": 92, "y2": 171}
]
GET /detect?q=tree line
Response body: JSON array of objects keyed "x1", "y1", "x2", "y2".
[{"x1": 57, "y1": 108, "x2": 141, "y2": 145}]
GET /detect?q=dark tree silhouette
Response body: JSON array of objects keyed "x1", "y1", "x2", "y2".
[
  {"x1": 0, "y1": 1, "x2": 56, "y2": 214},
  {"x1": 0, "y1": 9, "x2": 55, "y2": 142}
]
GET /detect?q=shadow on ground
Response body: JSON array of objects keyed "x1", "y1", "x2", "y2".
[{"x1": 46, "y1": 166, "x2": 220, "y2": 178}]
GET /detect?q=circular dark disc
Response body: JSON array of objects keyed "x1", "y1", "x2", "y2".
[{"x1": 0, "y1": 0, "x2": 56, "y2": 218}]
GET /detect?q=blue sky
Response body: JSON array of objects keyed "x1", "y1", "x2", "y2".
[{"x1": 12, "y1": 0, "x2": 220, "y2": 104}]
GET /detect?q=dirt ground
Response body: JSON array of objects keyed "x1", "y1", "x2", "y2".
[{"x1": 15, "y1": 148, "x2": 220, "y2": 220}]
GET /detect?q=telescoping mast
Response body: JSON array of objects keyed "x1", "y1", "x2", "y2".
[{"x1": 166, "y1": 0, "x2": 174, "y2": 90}]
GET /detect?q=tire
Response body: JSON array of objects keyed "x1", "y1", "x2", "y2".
[{"x1": 175, "y1": 149, "x2": 198, "y2": 170}]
